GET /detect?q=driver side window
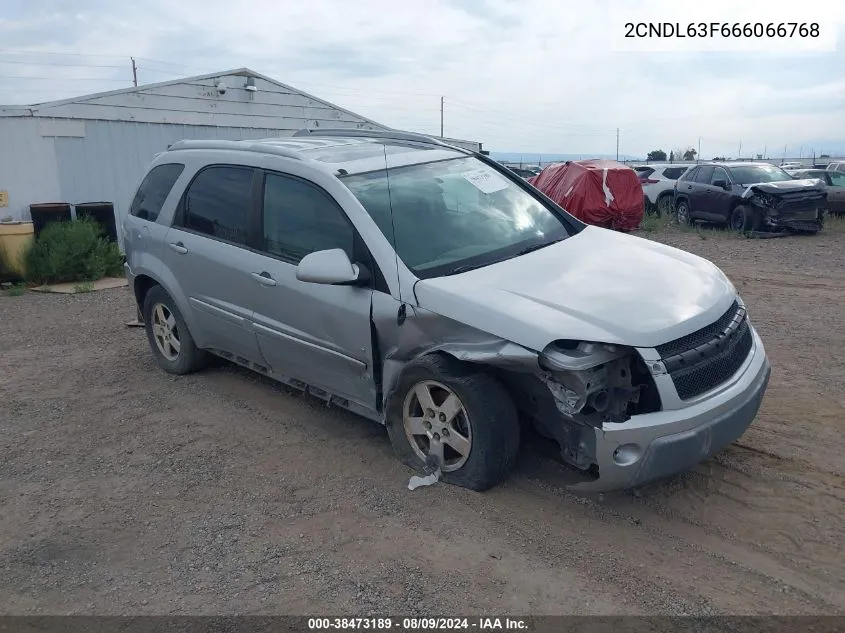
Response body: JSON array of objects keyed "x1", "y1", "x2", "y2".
[{"x1": 262, "y1": 172, "x2": 354, "y2": 264}]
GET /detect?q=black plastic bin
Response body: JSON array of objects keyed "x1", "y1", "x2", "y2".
[
  {"x1": 74, "y1": 202, "x2": 118, "y2": 243},
  {"x1": 29, "y1": 203, "x2": 72, "y2": 239}
]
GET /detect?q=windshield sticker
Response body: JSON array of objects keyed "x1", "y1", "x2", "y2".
[{"x1": 463, "y1": 169, "x2": 509, "y2": 194}]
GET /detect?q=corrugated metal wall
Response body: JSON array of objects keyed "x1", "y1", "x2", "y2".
[
  {"x1": 0, "y1": 118, "x2": 63, "y2": 221},
  {"x1": 52, "y1": 120, "x2": 289, "y2": 245}
]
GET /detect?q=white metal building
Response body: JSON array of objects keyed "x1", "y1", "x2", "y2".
[{"x1": 0, "y1": 68, "x2": 482, "y2": 240}]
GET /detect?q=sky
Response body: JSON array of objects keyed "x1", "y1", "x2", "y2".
[{"x1": 1, "y1": 0, "x2": 844, "y2": 158}]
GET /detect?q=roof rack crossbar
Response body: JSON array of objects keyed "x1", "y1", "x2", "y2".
[{"x1": 166, "y1": 139, "x2": 302, "y2": 160}]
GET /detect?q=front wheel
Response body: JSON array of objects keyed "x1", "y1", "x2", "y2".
[
  {"x1": 730, "y1": 205, "x2": 760, "y2": 233},
  {"x1": 386, "y1": 354, "x2": 520, "y2": 491}
]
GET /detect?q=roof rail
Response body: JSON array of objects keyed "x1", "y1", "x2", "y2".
[
  {"x1": 166, "y1": 139, "x2": 302, "y2": 161},
  {"x1": 292, "y1": 127, "x2": 470, "y2": 153}
]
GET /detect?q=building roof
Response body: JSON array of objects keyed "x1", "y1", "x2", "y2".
[
  {"x1": 0, "y1": 67, "x2": 481, "y2": 152},
  {"x1": 0, "y1": 67, "x2": 384, "y2": 128}
]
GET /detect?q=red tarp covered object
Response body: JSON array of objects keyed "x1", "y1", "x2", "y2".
[{"x1": 528, "y1": 160, "x2": 644, "y2": 231}]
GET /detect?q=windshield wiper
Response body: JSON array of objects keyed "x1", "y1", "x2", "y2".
[
  {"x1": 443, "y1": 239, "x2": 564, "y2": 276},
  {"x1": 444, "y1": 263, "x2": 487, "y2": 276},
  {"x1": 515, "y1": 238, "x2": 563, "y2": 257}
]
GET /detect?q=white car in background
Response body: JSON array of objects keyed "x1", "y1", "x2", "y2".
[
  {"x1": 633, "y1": 164, "x2": 690, "y2": 216},
  {"x1": 780, "y1": 162, "x2": 804, "y2": 170}
]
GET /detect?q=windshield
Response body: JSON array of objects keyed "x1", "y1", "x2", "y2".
[
  {"x1": 729, "y1": 164, "x2": 793, "y2": 184},
  {"x1": 342, "y1": 157, "x2": 572, "y2": 279}
]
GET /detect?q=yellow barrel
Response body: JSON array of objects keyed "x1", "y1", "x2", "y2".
[{"x1": 0, "y1": 222, "x2": 35, "y2": 278}]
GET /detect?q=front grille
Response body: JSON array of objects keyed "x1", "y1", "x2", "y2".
[
  {"x1": 670, "y1": 320, "x2": 753, "y2": 399},
  {"x1": 773, "y1": 191, "x2": 826, "y2": 210},
  {"x1": 655, "y1": 300, "x2": 740, "y2": 358},
  {"x1": 656, "y1": 301, "x2": 754, "y2": 400}
]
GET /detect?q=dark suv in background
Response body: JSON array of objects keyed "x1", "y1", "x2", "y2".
[{"x1": 673, "y1": 162, "x2": 827, "y2": 233}]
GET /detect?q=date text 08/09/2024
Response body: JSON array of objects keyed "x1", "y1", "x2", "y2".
[
  {"x1": 624, "y1": 22, "x2": 820, "y2": 38},
  {"x1": 307, "y1": 617, "x2": 528, "y2": 630}
]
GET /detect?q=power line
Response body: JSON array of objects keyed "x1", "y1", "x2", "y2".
[
  {"x1": 0, "y1": 48, "x2": 129, "y2": 60},
  {"x1": 0, "y1": 59, "x2": 127, "y2": 69},
  {"x1": 0, "y1": 75, "x2": 130, "y2": 82}
]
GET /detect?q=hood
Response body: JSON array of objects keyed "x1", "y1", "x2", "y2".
[
  {"x1": 414, "y1": 226, "x2": 737, "y2": 352},
  {"x1": 742, "y1": 178, "x2": 826, "y2": 198}
]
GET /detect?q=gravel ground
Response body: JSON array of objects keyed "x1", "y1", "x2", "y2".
[{"x1": 1, "y1": 224, "x2": 844, "y2": 616}]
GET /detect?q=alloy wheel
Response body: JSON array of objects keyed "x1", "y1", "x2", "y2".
[
  {"x1": 403, "y1": 380, "x2": 472, "y2": 472},
  {"x1": 151, "y1": 303, "x2": 181, "y2": 361}
]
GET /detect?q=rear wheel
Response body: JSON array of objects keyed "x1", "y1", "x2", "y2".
[
  {"x1": 675, "y1": 199, "x2": 691, "y2": 225},
  {"x1": 657, "y1": 194, "x2": 673, "y2": 217},
  {"x1": 143, "y1": 285, "x2": 209, "y2": 375},
  {"x1": 386, "y1": 354, "x2": 520, "y2": 491}
]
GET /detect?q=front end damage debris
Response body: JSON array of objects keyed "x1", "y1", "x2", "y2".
[
  {"x1": 744, "y1": 182, "x2": 827, "y2": 232},
  {"x1": 373, "y1": 296, "x2": 661, "y2": 487}
]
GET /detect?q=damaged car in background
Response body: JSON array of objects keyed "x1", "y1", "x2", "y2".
[
  {"x1": 122, "y1": 129, "x2": 771, "y2": 493},
  {"x1": 673, "y1": 162, "x2": 827, "y2": 233}
]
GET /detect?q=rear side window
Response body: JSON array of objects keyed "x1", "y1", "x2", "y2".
[
  {"x1": 695, "y1": 166, "x2": 715, "y2": 183},
  {"x1": 129, "y1": 163, "x2": 184, "y2": 222},
  {"x1": 261, "y1": 172, "x2": 354, "y2": 264},
  {"x1": 663, "y1": 167, "x2": 687, "y2": 180},
  {"x1": 679, "y1": 167, "x2": 697, "y2": 182},
  {"x1": 181, "y1": 166, "x2": 254, "y2": 245}
]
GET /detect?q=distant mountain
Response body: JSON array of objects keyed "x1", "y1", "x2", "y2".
[{"x1": 490, "y1": 152, "x2": 639, "y2": 164}]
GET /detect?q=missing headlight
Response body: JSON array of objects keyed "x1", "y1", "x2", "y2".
[{"x1": 538, "y1": 341, "x2": 661, "y2": 426}]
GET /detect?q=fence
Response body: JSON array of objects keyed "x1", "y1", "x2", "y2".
[{"x1": 499, "y1": 156, "x2": 844, "y2": 171}]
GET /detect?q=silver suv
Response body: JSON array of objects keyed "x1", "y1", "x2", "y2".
[{"x1": 123, "y1": 129, "x2": 771, "y2": 492}]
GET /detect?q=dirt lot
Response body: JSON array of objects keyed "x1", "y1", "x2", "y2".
[{"x1": 2, "y1": 224, "x2": 845, "y2": 616}]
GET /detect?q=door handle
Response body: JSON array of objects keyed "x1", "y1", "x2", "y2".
[
  {"x1": 251, "y1": 271, "x2": 277, "y2": 287},
  {"x1": 168, "y1": 242, "x2": 188, "y2": 254}
]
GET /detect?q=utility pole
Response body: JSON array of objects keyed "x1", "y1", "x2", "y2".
[
  {"x1": 616, "y1": 128, "x2": 619, "y2": 161},
  {"x1": 763, "y1": 144, "x2": 767, "y2": 159},
  {"x1": 131, "y1": 57, "x2": 138, "y2": 87},
  {"x1": 440, "y1": 96, "x2": 444, "y2": 138},
  {"x1": 799, "y1": 145, "x2": 803, "y2": 158},
  {"x1": 738, "y1": 141, "x2": 742, "y2": 159},
  {"x1": 698, "y1": 137, "x2": 701, "y2": 161}
]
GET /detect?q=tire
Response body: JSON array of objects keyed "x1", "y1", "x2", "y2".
[
  {"x1": 657, "y1": 194, "x2": 673, "y2": 217},
  {"x1": 385, "y1": 353, "x2": 520, "y2": 492},
  {"x1": 675, "y1": 199, "x2": 691, "y2": 225},
  {"x1": 730, "y1": 205, "x2": 760, "y2": 233},
  {"x1": 142, "y1": 285, "x2": 209, "y2": 375}
]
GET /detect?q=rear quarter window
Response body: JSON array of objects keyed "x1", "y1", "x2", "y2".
[
  {"x1": 129, "y1": 163, "x2": 185, "y2": 222},
  {"x1": 678, "y1": 167, "x2": 697, "y2": 182},
  {"x1": 662, "y1": 167, "x2": 688, "y2": 180}
]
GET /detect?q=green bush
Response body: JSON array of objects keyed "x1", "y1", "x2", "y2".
[{"x1": 23, "y1": 218, "x2": 123, "y2": 284}]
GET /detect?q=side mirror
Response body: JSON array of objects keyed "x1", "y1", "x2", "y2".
[
  {"x1": 712, "y1": 179, "x2": 730, "y2": 190},
  {"x1": 296, "y1": 248, "x2": 370, "y2": 286}
]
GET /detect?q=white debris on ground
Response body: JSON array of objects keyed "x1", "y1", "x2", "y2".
[{"x1": 408, "y1": 469, "x2": 441, "y2": 490}]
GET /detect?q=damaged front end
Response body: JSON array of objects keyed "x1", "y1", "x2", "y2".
[
  {"x1": 744, "y1": 180, "x2": 827, "y2": 233},
  {"x1": 503, "y1": 340, "x2": 662, "y2": 477}
]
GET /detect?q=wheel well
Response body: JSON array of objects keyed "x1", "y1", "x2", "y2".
[{"x1": 133, "y1": 275, "x2": 158, "y2": 311}]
